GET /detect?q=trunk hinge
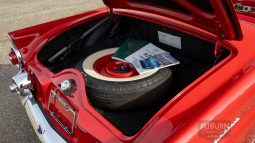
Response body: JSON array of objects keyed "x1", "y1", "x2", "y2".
[
  {"x1": 214, "y1": 22, "x2": 225, "y2": 58},
  {"x1": 213, "y1": 36, "x2": 225, "y2": 65},
  {"x1": 213, "y1": 22, "x2": 227, "y2": 65},
  {"x1": 214, "y1": 38, "x2": 224, "y2": 58}
]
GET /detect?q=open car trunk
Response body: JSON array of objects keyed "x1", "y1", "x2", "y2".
[{"x1": 37, "y1": 15, "x2": 231, "y2": 136}]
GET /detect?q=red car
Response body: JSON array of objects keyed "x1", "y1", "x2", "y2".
[{"x1": 7, "y1": 0, "x2": 255, "y2": 143}]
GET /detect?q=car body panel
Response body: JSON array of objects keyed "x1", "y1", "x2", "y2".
[
  {"x1": 103, "y1": 0, "x2": 242, "y2": 40},
  {"x1": 7, "y1": 4, "x2": 255, "y2": 143},
  {"x1": 235, "y1": 0, "x2": 255, "y2": 6},
  {"x1": 8, "y1": 8, "x2": 108, "y2": 68}
]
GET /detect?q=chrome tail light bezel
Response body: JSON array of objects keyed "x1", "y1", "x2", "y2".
[{"x1": 7, "y1": 34, "x2": 23, "y2": 69}]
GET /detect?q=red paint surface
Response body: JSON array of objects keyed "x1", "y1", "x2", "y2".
[
  {"x1": 238, "y1": 11, "x2": 255, "y2": 18},
  {"x1": 233, "y1": 0, "x2": 255, "y2": 7},
  {"x1": 7, "y1": 3, "x2": 255, "y2": 143},
  {"x1": 103, "y1": 0, "x2": 242, "y2": 40},
  {"x1": 238, "y1": 14, "x2": 255, "y2": 23},
  {"x1": 93, "y1": 54, "x2": 138, "y2": 78}
]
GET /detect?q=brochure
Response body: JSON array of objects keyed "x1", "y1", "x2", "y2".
[{"x1": 125, "y1": 43, "x2": 180, "y2": 74}]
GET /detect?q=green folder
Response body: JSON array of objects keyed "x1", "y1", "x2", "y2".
[{"x1": 112, "y1": 38, "x2": 149, "y2": 61}]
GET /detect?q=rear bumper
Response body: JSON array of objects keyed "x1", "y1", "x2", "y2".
[
  {"x1": 10, "y1": 71, "x2": 66, "y2": 143},
  {"x1": 20, "y1": 94, "x2": 66, "y2": 143}
]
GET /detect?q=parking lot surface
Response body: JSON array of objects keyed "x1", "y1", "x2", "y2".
[{"x1": 0, "y1": 1, "x2": 103, "y2": 142}]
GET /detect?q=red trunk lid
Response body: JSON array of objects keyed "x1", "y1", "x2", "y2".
[
  {"x1": 103, "y1": 0, "x2": 243, "y2": 40},
  {"x1": 233, "y1": 0, "x2": 255, "y2": 7}
]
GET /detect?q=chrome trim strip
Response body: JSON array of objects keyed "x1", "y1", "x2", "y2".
[
  {"x1": 20, "y1": 92, "x2": 67, "y2": 143},
  {"x1": 234, "y1": 3, "x2": 255, "y2": 13},
  {"x1": 49, "y1": 111, "x2": 72, "y2": 135}
]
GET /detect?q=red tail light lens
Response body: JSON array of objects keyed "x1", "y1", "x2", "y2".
[
  {"x1": 9, "y1": 51, "x2": 19, "y2": 65},
  {"x1": 8, "y1": 35, "x2": 23, "y2": 68}
]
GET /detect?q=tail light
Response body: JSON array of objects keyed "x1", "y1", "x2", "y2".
[
  {"x1": 9, "y1": 51, "x2": 19, "y2": 65},
  {"x1": 7, "y1": 35, "x2": 23, "y2": 68}
]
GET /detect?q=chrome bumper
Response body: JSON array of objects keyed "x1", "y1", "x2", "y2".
[{"x1": 9, "y1": 71, "x2": 66, "y2": 143}]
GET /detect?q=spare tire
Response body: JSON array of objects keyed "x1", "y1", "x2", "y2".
[{"x1": 82, "y1": 48, "x2": 172, "y2": 109}]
